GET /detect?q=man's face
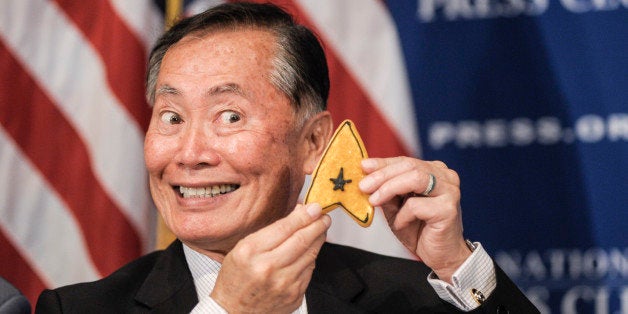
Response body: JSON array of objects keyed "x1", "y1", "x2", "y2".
[{"x1": 145, "y1": 29, "x2": 308, "y2": 255}]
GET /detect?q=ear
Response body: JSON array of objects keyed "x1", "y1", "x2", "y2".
[{"x1": 301, "y1": 111, "x2": 333, "y2": 175}]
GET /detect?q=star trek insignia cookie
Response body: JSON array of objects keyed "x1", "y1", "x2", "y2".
[{"x1": 304, "y1": 120, "x2": 374, "y2": 227}]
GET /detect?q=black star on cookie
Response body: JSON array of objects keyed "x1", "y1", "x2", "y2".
[{"x1": 330, "y1": 167, "x2": 352, "y2": 191}]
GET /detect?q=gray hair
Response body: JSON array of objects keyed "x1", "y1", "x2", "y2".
[{"x1": 145, "y1": 2, "x2": 329, "y2": 125}]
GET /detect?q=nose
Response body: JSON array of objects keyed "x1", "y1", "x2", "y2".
[{"x1": 174, "y1": 122, "x2": 221, "y2": 169}]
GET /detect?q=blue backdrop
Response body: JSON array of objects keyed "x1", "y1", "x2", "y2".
[{"x1": 385, "y1": 0, "x2": 627, "y2": 312}]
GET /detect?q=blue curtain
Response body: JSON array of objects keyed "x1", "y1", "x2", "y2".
[{"x1": 386, "y1": 1, "x2": 627, "y2": 312}]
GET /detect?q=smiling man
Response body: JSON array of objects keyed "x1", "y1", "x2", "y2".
[
  {"x1": 145, "y1": 27, "x2": 319, "y2": 260},
  {"x1": 36, "y1": 2, "x2": 537, "y2": 313}
]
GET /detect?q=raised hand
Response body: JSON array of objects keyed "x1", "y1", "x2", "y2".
[
  {"x1": 211, "y1": 203, "x2": 331, "y2": 313},
  {"x1": 359, "y1": 157, "x2": 471, "y2": 282}
]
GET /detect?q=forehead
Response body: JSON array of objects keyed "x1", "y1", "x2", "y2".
[
  {"x1": 155, "y1": 28, "x2": 297, "y2": 118},
  {"x1": 154, "y1": 28, "x2": 286, "y2": 106},
  {"x1": 163, "y1": 28, "x2": 277, "y2": 72},
  {"x1": 155, "y1": 28, "x2": 280, "y2": 101}
]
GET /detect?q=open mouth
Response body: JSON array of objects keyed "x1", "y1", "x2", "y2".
[{"x1": 176, "y1": 184, "x2": 240, "y2": 198}]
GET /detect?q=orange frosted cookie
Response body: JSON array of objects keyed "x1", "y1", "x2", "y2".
[{"x1": 305, "y1": 120, "x2": 373, "y2": 227}]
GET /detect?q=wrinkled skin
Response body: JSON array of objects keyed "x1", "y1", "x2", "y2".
[
  {"x1": 359, "y1": 158, "x2": 471, "y2": 281},
  {"x1": 145, "y1": 27, "x2": 470, "y2": 313},
  {"x1": 144, "y1": 29, "x2": 333, "y2": 312}
]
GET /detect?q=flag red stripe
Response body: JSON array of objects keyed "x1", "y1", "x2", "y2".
[
  {"x1": 293, "y1": 10, "x2": 409, "y2": 157},
  {"x1": 326, "y1": 57, "x2": 410, "y2": 158},
  {"x1": 0, "y1": 228, "x2": 47, "y2": 309},
  {"x1": 250, "y1": 0, "x2": 410, "y2": 157},
  {"x1": 0, "y1": 42, "x2": 141, "y2": 276},
  {"x1": 53, "y1": 0, "x2": 151, "y2": 131}
]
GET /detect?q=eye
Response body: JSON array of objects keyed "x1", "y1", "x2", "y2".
[
  {"x1": 220, "y1": 111, "x2": 241, "y2": 124},
  {"x1": 160, "y1": 111, "x2": 182, "y2": 125}
]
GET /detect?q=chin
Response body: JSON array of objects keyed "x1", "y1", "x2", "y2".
[{"x1": 171, "y1": 215, "x2": 243, "y2": 247}]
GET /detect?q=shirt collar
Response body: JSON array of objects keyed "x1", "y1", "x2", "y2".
[{"x1": 182, "y1": 243, "x2": 222, "y2": 302}]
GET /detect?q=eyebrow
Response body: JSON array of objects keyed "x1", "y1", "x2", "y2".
[
  {"x1": 206, "y1": 82, "x2": 246, "y2": 98},
  {"x1": 155, "y1": 85, "x2": 180, "y2": 96},
  {"x1": 155, "y1": 83, "x2": 246, "y2": 98}
]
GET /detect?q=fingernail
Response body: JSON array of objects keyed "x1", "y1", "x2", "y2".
[
  {"x1": 306, "y1": 203, "x2": 323, "y2": 218},
  {"x1": 322, "y1": 215, "x2": 332, "y2": 227}
]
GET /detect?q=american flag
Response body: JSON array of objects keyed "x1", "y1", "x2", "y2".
[{"x1": 0, "y1": 0, "x2": 419, "y2": 308}]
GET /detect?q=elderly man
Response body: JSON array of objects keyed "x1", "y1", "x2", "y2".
[{"x1": 36, "y1": 2, "x2": 537, "y2": 313}]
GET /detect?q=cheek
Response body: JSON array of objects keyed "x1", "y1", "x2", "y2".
[
  {"x1": 227, "y1": 131, "x2": 293, "y2": 174},
  {"x1": 259, "y1": 166, "x2": 295, "y2": 221},
  {"x1": 144, "y1": 134, "x2": 172, "y2": 174}
]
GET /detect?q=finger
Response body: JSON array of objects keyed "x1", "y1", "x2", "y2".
[
  {"x1": 359, "y1": 157, "x2": 418, "y2": 194},
  {"x1": 246, "y1": 203, "x2": 324, "y2": 252},
  {"x1": 390, "y1": 196, "x2": 461, "y2": 232},
  {"x1": 360, "y1": 157, "x2": 453, "y2": 193},
  {"x1": 361, "y1": 157, "x2": 449, "y2": 173},
  {"x1": 243, "y1": 230, "x2": 326, "y2": 305},
  {"x1": 287, "y1": 242, "x2": 324, "y2": 294},
  {"x1": 257, "y1": 249, "x2": 321, "y2": 311},
  {"x1": 276, "y1": 238, "x2": 324, "y2": 297},
  {"x1": 381, "y1": 181, "x2": 459, "y2": 230},
  {"x1": 269, "y1": 214, "x2": 330, "y2": 268},
  {"x1": 367, "y1": 170, "x2": 453, "y2": 206},
  {"x1": 263, "y1": 233, "x2": 326, "y2": 302},
  {"x1": 360, "y1": 156, "x2": 407, "y2": 174}
]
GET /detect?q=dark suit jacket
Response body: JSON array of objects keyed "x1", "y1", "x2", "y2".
[
  {"x1": 36, "y1": 240, "x2": 538, "y2": 313},
  {"x1": 0, "y1": 277, "x2": 31, "y2": 314}
]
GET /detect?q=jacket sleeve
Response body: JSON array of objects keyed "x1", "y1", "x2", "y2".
[
  {"x1": 35, "y1": 289, "x2": 63, "y2": 314},
  {"x1": 468, "y1": 264, "x2": 539, "y2": 314}
]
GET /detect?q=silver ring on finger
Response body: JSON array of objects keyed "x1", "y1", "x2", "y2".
[{"x1": 421, "y1": 173, "x2": 436, "y2": 196}]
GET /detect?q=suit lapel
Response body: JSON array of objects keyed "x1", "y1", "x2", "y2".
[
  {"x1": 134, "y1": 240, "x2": 198, "y2": 313},
  {"x1": 306, "y1": 243, "x2": 365, "y2": 313},
  {"x1": 132, "y1": 241, "x2": 369, "y2": 313}
]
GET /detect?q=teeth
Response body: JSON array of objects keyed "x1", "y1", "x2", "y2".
[{"x1": 179, "y1": 184, "x2": 238, "y2": 198}]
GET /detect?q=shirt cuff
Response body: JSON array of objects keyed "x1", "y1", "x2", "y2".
[
  {"x1": 427, "y1": 242, "x2": 496, "y2": 311},
  {"x1": 190, "y1": 297, "x2": 228, "y2": 314}
]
